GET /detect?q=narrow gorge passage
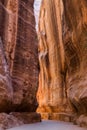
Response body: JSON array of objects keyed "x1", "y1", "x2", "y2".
[
  {"x1": 8, "y1": 121, "x2": 87, "y2": 130},
  {"x1": 0, "y1": 0, "x2": 87, "y2": 129},
  {"x1": 34, "y1": 0, "x2": 42, "y2": 30}
]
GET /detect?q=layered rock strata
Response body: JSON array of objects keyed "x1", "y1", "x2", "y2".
[
  {"x1": 37, "y1": 0, "x2": 87, "y2": 127},
  {"x1": 0, "y1": 0, "x2": 41, "y2": 129}
]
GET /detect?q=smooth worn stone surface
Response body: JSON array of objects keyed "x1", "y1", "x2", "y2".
[{"x1": 7, "y1": 120, "x2": 87, "y2": 130}]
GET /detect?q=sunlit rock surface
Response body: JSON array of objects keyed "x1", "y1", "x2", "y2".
[
  {"x1": 37, "y1": 0, "x2": 87, "y2": 127},
  {"x1": 37, "y1": 0, "x2": 72, "y2": 119},
  {"x1": 62, "y1": 0, "x2": 87, "y2": 127}
]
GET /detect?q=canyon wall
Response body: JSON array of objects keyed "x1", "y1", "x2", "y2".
[
  {"x1": 62, "y1": 0, "x2": 87, "y2": 126},
  {"x1": 0, "y1": 0, "x2": 41, "y2": 129},
  {"x1": 37, "y1": 0, "x2": 87, "y2": 127},
  {"x1": 37, "y1": 0, "x2": 72, "y2": 121}
]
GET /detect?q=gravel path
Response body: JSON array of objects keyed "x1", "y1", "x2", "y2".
[{"x1": 8, "y1": 120, "x2": 87, "y2": 130}]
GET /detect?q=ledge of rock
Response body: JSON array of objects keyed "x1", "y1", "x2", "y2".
[{"x1": 0, "y1": 112, "x2": 41, "y2": 129}]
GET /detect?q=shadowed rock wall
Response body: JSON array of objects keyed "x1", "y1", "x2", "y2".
[
  {"x1": 12, "y1": 0, "x2": 39, "y2": 112},
  {"x1": 0, "y1": 0, "x2": 41, "y2": 129}
]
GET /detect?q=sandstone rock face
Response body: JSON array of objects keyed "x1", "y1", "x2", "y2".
[
  {"x1": 0, "y1": 38, "x2": 13, "y2": 113},
  {"x1": 0, "y1": 0, "x2": 41, "y2": 128},
  {"x1": 62, "y1": 0, "x2": 87, "y2": 126},
  {"x1": 37, "y1": 0, "x2": 87, "y2": 127},
  {"x1": 12, "y1": 0, "x2": 39, "y2": 112},
  {"x1": 37, "y1": 0, "x2": 72, "y2": 116}
]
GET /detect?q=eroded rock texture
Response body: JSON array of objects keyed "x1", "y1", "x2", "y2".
[
  {"x1": 37, "y1": 0, "x2": 72, "y2": 120},
  {"x1": 62, "y1": 0, "x2": 87, "y2": 127},
  {"x1": 0, "y1": 0, "x2": 41, "y2": 128},
  {"x1": 37, "y1": 0, "x2": 87, "y2": 127},
  {"x1": 0, "y1": 112, "x2": 41, "y2": 129},
  {"x1": 12, "y1": 0, "x2": 38, "y2": 112}
]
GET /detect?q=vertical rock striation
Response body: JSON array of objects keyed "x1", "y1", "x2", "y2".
[
  {"x1": 37, "y1": 0, "x2": 87, "y2": 127},
  {"x1": 37, "y1": 0, "x2": 72, "y2": 121},
  {"x1": 0, "y1": 0, "x2": 41, "y2": 129},
  {"x1": 62, "y1": 0, "x2": 87, "y2": 127},
  {"x1": 12, "y1": 0, "x2": 39, "y2": 112}
]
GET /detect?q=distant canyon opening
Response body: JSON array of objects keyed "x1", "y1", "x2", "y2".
[{"x1": 34, "y1": 0, "x2": 42, "y2": 30}]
